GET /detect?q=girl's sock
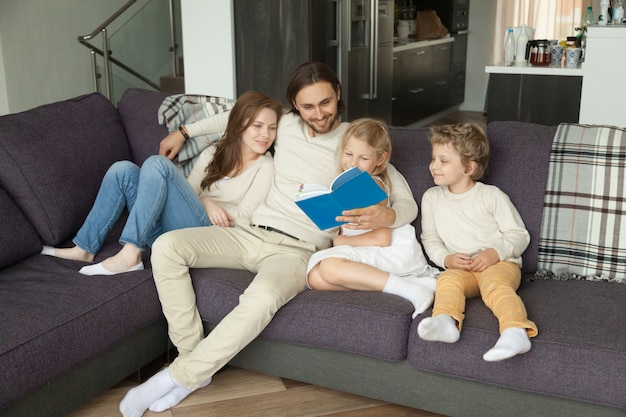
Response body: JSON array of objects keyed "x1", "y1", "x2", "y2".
[
  {"x1": 417, "y1": 314, "x2": 460, "y2": 343},
  {"x1": 383, "y1": 274, "x2": 434, "y2": 318},
  {"x1": 483, "y1": 327, "x2": 531, "y2": 362}
]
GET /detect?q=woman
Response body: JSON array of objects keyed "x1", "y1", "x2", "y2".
[{"x1": 42, "y1": 91, "x2": 282, "y2": 275}]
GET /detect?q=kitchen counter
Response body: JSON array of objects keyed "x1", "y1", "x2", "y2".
[
  {"x1": 393, "y1": 36, "x2": 454, "y2": 52},
  {"x1": 485, "y1": 63, "x2": 583, "y2": 76}
]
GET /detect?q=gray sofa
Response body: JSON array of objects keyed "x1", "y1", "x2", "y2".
[{"x1": 0, "y1": 88, "x2": 624, "y2": 417}]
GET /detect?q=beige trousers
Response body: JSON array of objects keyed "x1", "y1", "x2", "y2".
[
  {"x1": 150, "y1": 222, "x2": 315, "y2": 390},
  {"x1": 432, "y1": 261, "x2": 538, "y2": 337}
]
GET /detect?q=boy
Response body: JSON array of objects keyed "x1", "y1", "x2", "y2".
[{"x1": 418, "y1": 123, "x2": 538, "y2": 362}]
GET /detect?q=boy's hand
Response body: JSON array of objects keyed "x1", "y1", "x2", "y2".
[
  {"x1": 469, "y1": 248, "x2": 500, "y2": 272},
  {"x1": 444, "y1": 253, "x2": 473, "y2": 270}
]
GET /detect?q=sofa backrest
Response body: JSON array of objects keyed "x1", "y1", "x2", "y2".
[
  {"x1": 0, "y1": 187, "x2": 41, "y2": 268},
  {"x1": 118, "y1": 88, "x2": 170, "y2": 166},
  {"x1": 486, "y1": 121, "x2": 557, "y2": 273},
  {"x1": 0, "y1": 93, "x2": 132, "y2": 246}
]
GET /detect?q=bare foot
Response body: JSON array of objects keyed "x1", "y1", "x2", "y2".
[{"x1": 42, "y1": 246, "x2": 94, "y2": 262}]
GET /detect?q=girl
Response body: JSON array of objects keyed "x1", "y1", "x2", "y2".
[
  {"x1": 306, "y1": 118, "x2": 438, "y2": 318},
  {"x1": 42, "y1": 91, "x2": 282, "y2": 276}
]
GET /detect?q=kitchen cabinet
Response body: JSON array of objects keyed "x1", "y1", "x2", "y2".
[
  {"x1": 485, "y1": 71, "x2": 582, "y2": 125},
  {"x1": 392, "y1": 39, "x2": 453, "y2": 126}
]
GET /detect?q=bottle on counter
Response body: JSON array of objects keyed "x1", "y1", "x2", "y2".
[
  {"x1": 504, "y1": 28, "x2": 516, "y2": 66},
  {"x1": 613, "y1": 0, "x2": 624, "y2": 24},
  {"x1": 582, "y1": 6, "x2": 595, "y2": 27},
  {"x1": 515, "y1": 24, "x2": 529, "y2": 63},
  {"x1": 599, "y1": 0, "x2": 609, "y2": 25}
]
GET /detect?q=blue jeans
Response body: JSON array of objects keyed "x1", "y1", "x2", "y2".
[{"x1": 74, "y1": 155, "x2": 211, "y2": 254}]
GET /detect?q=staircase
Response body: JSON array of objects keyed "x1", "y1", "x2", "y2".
[{"x1": 78, "y1": 0, "x2": 185, "y2": 103}]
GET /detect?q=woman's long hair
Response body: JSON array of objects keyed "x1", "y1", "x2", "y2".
[{"x1": 201, "y1": 91, "x2": 282, "y2": 191}]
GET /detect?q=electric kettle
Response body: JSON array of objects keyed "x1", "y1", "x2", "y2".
[{"x1": 525, "y1": 39, "x2": 552, "y2": 66}]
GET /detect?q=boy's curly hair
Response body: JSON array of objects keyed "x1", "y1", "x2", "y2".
[{"x1": 429, "y1": 122, "x2": 490, "y2": 180}]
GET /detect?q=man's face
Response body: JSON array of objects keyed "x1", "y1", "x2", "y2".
[{"x1": 293, "y1": 81, "x2": 340, "y2": 137}]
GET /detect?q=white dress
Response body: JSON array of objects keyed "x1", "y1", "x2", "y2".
[{"x1": 306, "y1": 179, "x2": 439, "y2": 287}]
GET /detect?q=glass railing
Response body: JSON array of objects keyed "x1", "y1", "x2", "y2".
[{"x1": 78, "y1": 0, "x2": 182, "y2": 104}]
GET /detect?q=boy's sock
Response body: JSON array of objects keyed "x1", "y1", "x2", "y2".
[
  {"x1": 383, "y1": 274, "x2": 434, "y2": 318},
  {"x1": 149, "y1": 376, "x2": 212, "y2": 412},
  {"x1": 483, "y1": 327, "x2": 531, "y2": 362},
  {"x1": 119, "y1": 367, "x2": 178, "y2": 417},
  {"x1": 417, "y1": 314, "x2": 460, "y2": 343}
]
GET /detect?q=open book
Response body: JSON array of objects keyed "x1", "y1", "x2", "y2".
[{"x1": 295, "y1": 167, "x2": 388, "y2": 230}]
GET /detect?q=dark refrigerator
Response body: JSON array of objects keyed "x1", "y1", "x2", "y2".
[{"x1": 234, "y1": 0, "x2": 394, "y2": 124}]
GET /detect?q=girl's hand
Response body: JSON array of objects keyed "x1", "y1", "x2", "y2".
[
  {"x1": 469, "y1": 248, "x2": 500, "y2": 272},
  {"x1": 201, "y1": 197, "x2": 232, "y2": 227},
  {"x1": 444, "y1": 253, "x2": 473, "y2": 271}
]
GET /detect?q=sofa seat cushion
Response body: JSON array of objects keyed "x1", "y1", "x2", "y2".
[
  {"x1": 0, "y1": 228, "x2": 162, "y2": 409},
  {"x1": 0, "y1": 188, "x2": 41, "y2": 268},
  {"x1": 0, "y1": 93, "x2": 131, "y2": 245},
  {"x1": 192, "y1": 269, "x2": 413, "y2": 360},
  {"x1": 407, "y1": 279, "x2": 626, "y2": 409}
]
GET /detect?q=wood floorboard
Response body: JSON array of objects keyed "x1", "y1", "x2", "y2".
[{"x1": 67, "y1": 111, "x2": 481, "y2": 417}]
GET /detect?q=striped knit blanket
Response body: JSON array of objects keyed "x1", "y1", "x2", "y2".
[
  {"x1": 158, "y1": 94, "x2": 235, "y2": 176},
  {"x1": 536, "y1": 123, "x2": 626, "y2": 284}
]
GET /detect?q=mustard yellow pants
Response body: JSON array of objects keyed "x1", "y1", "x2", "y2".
[{"x1": 432, "y1": 261, "x2": 538, "y2": 337}]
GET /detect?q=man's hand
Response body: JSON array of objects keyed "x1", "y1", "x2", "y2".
[
  {"x1": 159, "y1": 130, "x2": 186, "y2": 160},
  {"x1": 337, "y1": 204, "x2": 396, "y2": 230}
]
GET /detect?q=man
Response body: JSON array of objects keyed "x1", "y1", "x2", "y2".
[{"x1": 120, "y1": 62, "x2": 423, "y2": 417}]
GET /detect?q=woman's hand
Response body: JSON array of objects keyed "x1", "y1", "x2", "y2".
[
  {"x1": 201, "y1": 197, "x2": 232, "y2": 227},
  {"x1": 159, "y1": 129, "x2": 186, "y2": 160},
  {"x1": 337, "y1": 204, "x2": 396, "y2": 231}
]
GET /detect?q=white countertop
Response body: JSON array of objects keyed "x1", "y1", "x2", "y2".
[
  {"x1": 485, "y1": 62, "x2": 584, "y2": 76},
  {"x1": 393, "y1": 36, "x2": 454, "y2": 52}
]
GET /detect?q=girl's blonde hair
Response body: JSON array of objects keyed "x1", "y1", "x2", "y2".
[
  {"x1": 429, "y1": 122, "x2": 490, "y2": 180},
  {"x1": 339, "y1": 118, "x2": 392, "y2": 189}
]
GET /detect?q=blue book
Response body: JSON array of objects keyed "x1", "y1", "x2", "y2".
[{"x1": 295, "y1": 167, "x2": 388, "y2": 230}]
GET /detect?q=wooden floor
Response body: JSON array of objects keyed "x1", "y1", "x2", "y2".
[
  {"x1": 67, "y1": 366, "x2": 448, "y2": 417},
  {"x1": 67, "y1": 110, "x2": 482, "y2": 417}
]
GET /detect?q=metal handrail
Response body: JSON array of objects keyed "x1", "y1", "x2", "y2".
[
  {"x1": 77, "y1": 0, "x2": 179, "y2": 101},
  {"x1": 77, "y1": 0, "x2": 138, "y2": 42}
]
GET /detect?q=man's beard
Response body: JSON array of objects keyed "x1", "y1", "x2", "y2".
[{"x1": 305, "y1": 113, "x2": 337, "y2": 135}]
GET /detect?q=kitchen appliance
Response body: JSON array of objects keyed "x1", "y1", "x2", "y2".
[
  {"x1": 312, "y1": 0, "x2": 394, "y2": 123},
  {"x1": 525, "y1": 39, "x2": 552, "y2": 66}
]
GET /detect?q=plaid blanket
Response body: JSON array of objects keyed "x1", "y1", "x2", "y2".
[
  {"x1": 158, "y1": 94, "x2": 235, "y2": 176},
  {"x1": 536, "y1": 123, "x2": 626, "y2": 284}
]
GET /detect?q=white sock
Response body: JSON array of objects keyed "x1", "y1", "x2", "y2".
[
  {"x1": 417, "y1": 314, "x2": 460, "y2": 343},
  {"x1": 383, "y1": 274, "x2": 434, "y2": 318},
  {"x1": 483, "y1": 327, "x2": 531, "y2": 362},
  {"x1": 149, "y1": 376, "x2": 211, "y2": 412},
  {"x1": 41, "y1": 246, "x2": 56, "y2": 256},
  {"x1": 79, "y1": 261, "x2": 144, "y2": 276},
  {"x1": 119, "y1": 367, "x2": 177, "y2": 417}
]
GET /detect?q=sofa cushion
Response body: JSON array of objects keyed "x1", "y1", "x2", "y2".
[
  {"x1": 0, "y1": 93, "x2": 131, "y2": 245},
  {"x1": 0, "y1": 225, "x2": 161, "y2": 409},
  {"x1": 408, "y1": 278, "x2": 626, "y2": 409},
  {"x1": 117, "y1": 88, "x2": 170, "y2": 166},
  {"x1": 388, "y1": 126, "x2": 434, "y2": 240},
  {"x1": 192, "y1": 269, "x2": 413, "y2": 360},
  {"x1": 0, "y1": 188, "x2": 41, "y2": 268},
  {"x1": 485, "y1": 121, "x2": 557, "y2": 272}
]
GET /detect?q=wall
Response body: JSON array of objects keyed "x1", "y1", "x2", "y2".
[
  {"x1": 460, "y1": 0, "x2": 495, "y2": 112},
  {"x1": 0, "y1": 0, "x2": 173, "y2": 115},
  {"x1": 181, "y1": 0, "x2": 236, "y2": 99},
  {"x1": 0, "y1": 30, "x2": 9, "y2": 115}
]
